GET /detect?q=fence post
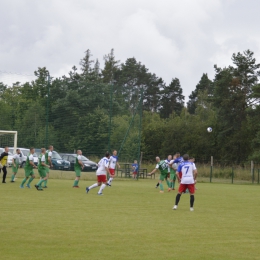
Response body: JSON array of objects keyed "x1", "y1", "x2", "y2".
[
  {"x1": 210, "y1": 156, "x2": 213, "y2": 183},
  {"x1": 258, "y1": 169, "x2": 259, "y2": 184},
  {"x1": 231, "y1": 167, "x2": 234, "y2": 184},
  {"x1": 251, "y1": 161, "x2": 254, "y2": 184}
]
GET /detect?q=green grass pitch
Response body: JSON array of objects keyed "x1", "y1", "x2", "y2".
[{"x1": 1, "y1": 177, "x2": 260, "y2": 260}]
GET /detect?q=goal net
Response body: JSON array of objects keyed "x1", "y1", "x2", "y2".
[{"x1": 0, "y1": 131, "x2": 18, "y2": 152}]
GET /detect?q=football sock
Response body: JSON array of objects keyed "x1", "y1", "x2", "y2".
[
  {"x1": 190, "y1": 195, "x2": 195, "y2": 207},
  {"x1": 108, "y1": 177, "x2": 113, "y2": 184},
  {"x1": 37, "y1": 179, "x2": 45, "y2": 188},
  {"x1": 98, "y1": 184, "x2": 106, "y2": 194},
  {"x1": 175, "y1": 193, "x2": 181, "y2": 205},
  {"x1": 166, "y1": 180, "x2": 171, "y2": 188},
  {"x1": 73, "y1": 180, "x2": 79, "y2": 186},
  {"x1": 156, "y1": 182, "x2": 159, "y2": 187},
  {"x1": 21, "y1": 178, "x2": 27, "y2": 186},
  {"x1": 159, "y1": 183, "x2": 164, "y2": 191},
  {"x1": 43, "y1": 179, "x2": 48, "y2": 187},
  {"x1": 28, "y1": 177, "x2": 34, "y2": 185},
  {"x1": 89, "y1": 183, "x2": 98, "y2": 189},
  {"x1": 172, "y1": 181, "x2": 175, "y2": 189},
  {"x1": 11, "y1": 174, "x2": 15, "y2": 181}
]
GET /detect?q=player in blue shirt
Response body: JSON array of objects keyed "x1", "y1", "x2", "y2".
[
  {"x1": 173, "y1": 152, "x2": 183, "y2": 165},
  {"x1": 131, "y1": 160, "x2": 139, "y2": 179}
]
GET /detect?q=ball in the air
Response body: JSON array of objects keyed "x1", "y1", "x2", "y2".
[{"x1": 207, "y1": 127, "x2": 212, "y2": 133}]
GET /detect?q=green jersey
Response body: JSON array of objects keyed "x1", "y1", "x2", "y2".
[
  {"x1": 75, "y1": 155, "x2": 82, "y2": 170},
  {"x1": 38, "y1": 154, "x2": 46, "y2": 171},
  {"x1": 156, "y1": 160, "x2": 168, "y2": 175},
  {"x1": 25, "y1": 153, "x2": 34, "y2": 170},
  {"x1": 45, "y1": 150, "x2": 52, "y2": 165}
]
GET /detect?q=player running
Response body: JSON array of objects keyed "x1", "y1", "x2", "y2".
[
  {"x1": 172, "y1": 154, "x2": 197, "y2": 211},
  {"x1": 86, "y1": 152, "x2": 110, "y2": 195},
  {"x1": 168, "y1": 155, "x2": 177, "y2": 191},
  {"x1": 35, "y1": 148, "x2": 50, "y2": 191},
  {"x1": 10, "y1": 148, "x2": 21, "y2": 182},
  {"x1": 148, "y1": 157, "x2": 171, "y2": 193},
  {"x1": 43, "y1": 145, "x2": 53, "y2": 188},
  {"x1": 107, "y1": 150, "x2": 120, "y2": 186},
  {"x1": 20, "y1": 147, "x2": 37, "y2": 188}
]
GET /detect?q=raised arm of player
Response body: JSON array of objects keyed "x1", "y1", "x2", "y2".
[{"x1": 148, "y1": 168, "x2": 157, "y2": 176}]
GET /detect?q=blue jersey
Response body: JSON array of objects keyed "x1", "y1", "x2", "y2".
[
  {"x1": 173, "y1": 157, "x2": 183, "y2": 165},
  {"x1": 132, "y1": 163, "x2": 139, "y2": 172}
]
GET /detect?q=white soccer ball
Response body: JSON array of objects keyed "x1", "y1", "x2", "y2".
[{"x1": 207, "y1": 127, "x2": 212, "y2": 133}]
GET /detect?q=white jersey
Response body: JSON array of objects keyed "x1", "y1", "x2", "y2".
[
  {"x1": 178, "y1": 161, "x2": 196, "y2": 184},
  {"x1": 13, "y1": 154, "x2": 21, "y2": 164},
  {"x1": 48, "y1": 151, "x2": 52, "y2": 158},
  {"x1": 109, "y1": 155, "x2": 118, "y2": 170},
  {"x1": 97, "y1": 157, "x2": 109, "y2": 175}
]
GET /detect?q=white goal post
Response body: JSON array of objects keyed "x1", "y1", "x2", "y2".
[{"x1": 0, "y1": 130, "x2": 18, "y2": 152}]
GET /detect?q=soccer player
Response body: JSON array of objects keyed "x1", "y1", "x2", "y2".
[
  {"x1": 173, "y1": 154, "x2": 197, "y2": 211},
  {"x1": 20, "y1": 147, "x2": 37, "y2": 188},
  {"x1": 35, "y1": 148, "x2": 50, "y2": 191},
  {"x1": 168, "y1": 155, "x2": 177, "y2": 191},
  {"x1": 131, "y1": 160, "x2": 139, "y2": 179},
  {"x1": 43, "y1": 145, "x2": 53, "y2": 188},
  {"x1": 11, "y1": 149, "x2": 21, "y2": 182},
  {"x1": 107, "y1": 150, "x2": 120, "y2": 186},
  {"x1": 72, "y1": 150, "x2": 84, "y2": 188},
  {"x1": 0, "y1": 146, "x2": 9, "y2": 183},
  {"x1": 86, "y1": 152, "x2": 110, "y2": 195},
  {"x1": 173, "y1": 152, "x2": 183, "y2": 165},
  {"x1": 148, "y1": 157, "x2": 170, "y2": 193}
]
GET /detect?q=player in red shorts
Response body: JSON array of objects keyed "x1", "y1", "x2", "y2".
[
  {"x1": 107, "y1": 150, "x2": 120, "y2": 186},
  {"x1": 172, "y1": 154, "x2": 197, "y2": 211},
  {"x1": 86, "y1": 152, "x2": 110, "y2": 195}
]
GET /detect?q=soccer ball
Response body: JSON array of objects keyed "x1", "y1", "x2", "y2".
[{"x1": 207, "y1": 127, "x2": 212, "y2": 133}]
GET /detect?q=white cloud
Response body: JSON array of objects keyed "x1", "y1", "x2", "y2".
[{"x1": 1, "y1": 0, "x2": 260, "y2": 102}]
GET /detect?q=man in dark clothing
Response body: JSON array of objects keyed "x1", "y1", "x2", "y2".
[{"x1": 0, "y1": 147, "x2": 9, "y2": 183}]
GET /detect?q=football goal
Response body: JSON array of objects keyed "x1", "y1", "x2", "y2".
[{"x1": 0, "y1": 130, "x2": 18, "y2": 152}]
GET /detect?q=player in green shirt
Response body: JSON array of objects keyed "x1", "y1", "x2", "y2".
[
  {"x1": 72, "y1": 150, "x2": 84, "y2": 188},
  {"x1": 35, "y1": 148, "x2": 50, "y2": 191},
  {"x1": 148, "y1": 157, "x2": 171, "y2": 193},
  {"x1": 11, "y1": 148, "x2": 21, "y2": 182},
  {"x1": 20, "y1": 147, "x2": 37, "y2": 188},
  {"x1": 43, "y1": 145, "x2": 53, "y2": 188}
]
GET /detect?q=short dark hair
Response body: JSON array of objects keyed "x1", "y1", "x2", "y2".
[
  {"x1": 105, "y1": 151, "x2": 110, "y2": 158},
  {"x1": 30, "y1": 147, "x2": 34, "y2": 151},
  {"x1": 183, "y1": 154, "x2": 189, "y2": 160}
]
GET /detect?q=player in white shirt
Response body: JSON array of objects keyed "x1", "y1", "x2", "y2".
[
  {"x1": 107, "y1": 150, "x2": 120, "y2": 187},
  {"x1": 86, "y1": 152, "x2": 110, "y2": 195},
  {"x1": 173, "y1": 154, "x2": 197, "y2": 211},
  {"x1": 10, "y1": 149, "x2": 21, "y2": 182}
]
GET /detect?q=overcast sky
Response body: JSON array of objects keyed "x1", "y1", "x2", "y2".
[{"x1": 1, "y1": 0, "x2": 260, "y2": 102}]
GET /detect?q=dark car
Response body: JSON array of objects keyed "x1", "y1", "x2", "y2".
[
  {"x1": 60, "y1": 153, "x2": 98, "y2": 172},
  {"x1": 35, "y1": 149, "x2": 70, "y2": 170}
]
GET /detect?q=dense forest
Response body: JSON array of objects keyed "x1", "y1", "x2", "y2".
[{"x1": 0, "y1": 49, "x2": 260, "y2": 164}]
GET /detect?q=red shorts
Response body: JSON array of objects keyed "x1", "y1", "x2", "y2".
[
  {"x1": 178, "y1": 183, "x2": 195, "y2": 194},
  {"x1": 109, "y1": 168, "x2": 115, "y2": 175},
  {"x1": 97, "y1": 175, "x2": 107, "y2": 183},
  {"x1": 133, "y1": 172, "x2": 137, "y2": 175}
]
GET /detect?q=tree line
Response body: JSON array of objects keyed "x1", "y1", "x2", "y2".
[{"x1": 0, "y1": 49, "x2": 260, "y2": 164}]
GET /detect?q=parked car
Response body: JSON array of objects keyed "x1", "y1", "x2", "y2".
[
  {"x1": 8, "y1": 148, "x2": 38, "y2": 167},
  {"x1": 34, "y1": 149, "x2": 70, "y2": 170},
  {"x1": 60, "y1": 153, "x2": 98, "y2": 172}
]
